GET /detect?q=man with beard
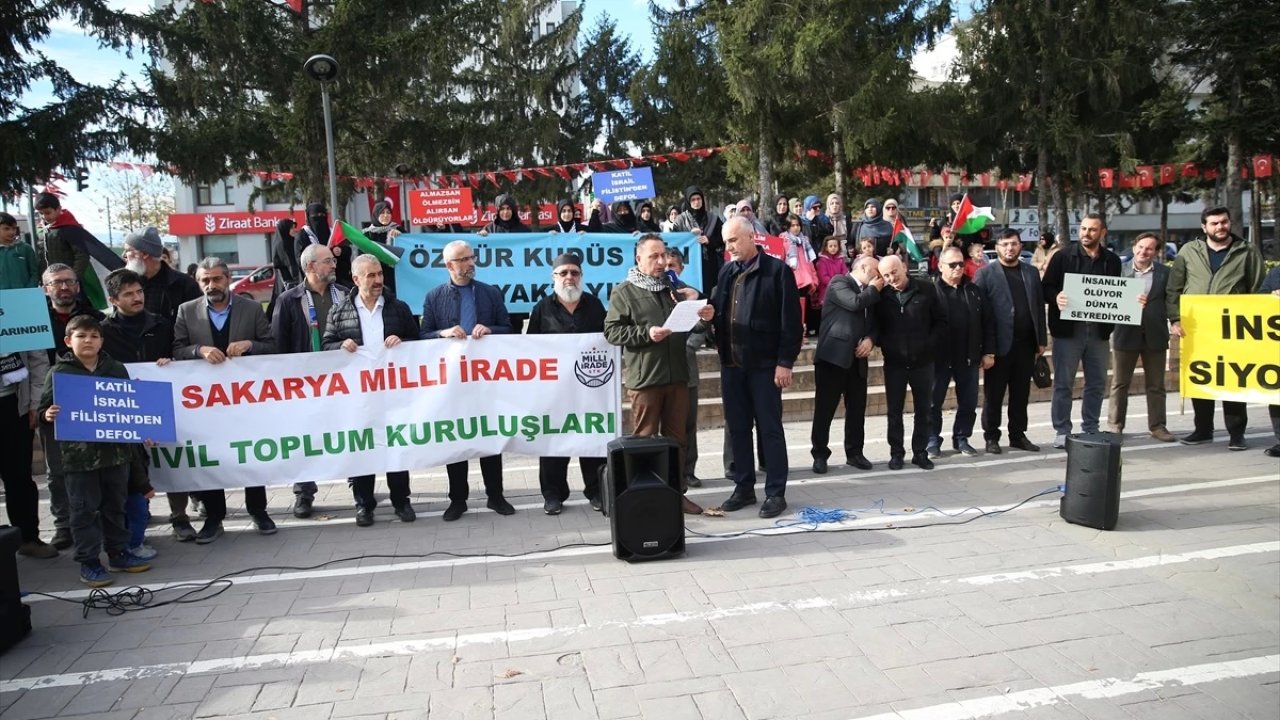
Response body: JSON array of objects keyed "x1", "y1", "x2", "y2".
[
  {"x1": 323, "y1": 255, "x2": 420, "y2": 526},
  {"x1": 1168, "y1": 206, "x2": 1265, "y2": 450},
  {"x1": 605, "y1": 235, "x2": 714, "y2": 516},
  {"x1": 38, "y1": 264, "x2": 104, "y2": 549},
  {"x1": 527, "y1": 253, "x2": 608, "y2": 514},
  {"x1": 420, "y1": 240, "x2": 516, "y2": 521},
  {"x1": 271, "y1": 244, "x2": 345, "y2": 517},
  {"x1": 122, "y1": 228, "x2": 201, "y2": 327},
  {"x1": 173, "y1": 257, "x2": 278, "y2": 543},
  {"x1": 673, "y1": 185, "x2": 724, "y2": 293}
]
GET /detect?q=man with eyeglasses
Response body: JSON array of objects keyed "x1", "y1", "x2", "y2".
[
  {"x1": 270, "y1": 243, "x2": 346, "y2": 518},
  {"x1": 122, "y1": 228, "x2": 200, "y2": 327},
  {"x1": 975, "y1": 229, "x2": 1046, "y2": 454},
  {"x1": 38, "y1": 264, "x2": 105, "y2": 550},
  {"x1": 927, "y1": 247, "x2": 995, "y2": 459},
  {"x1": 420, "y1": 239, "x2": 516, "y2": 521},
  {"x1": 528, "y1": 253, "x2": 608, "y2": 515}
]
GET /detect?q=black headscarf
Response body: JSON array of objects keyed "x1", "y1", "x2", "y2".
[
  {"x1": 305, "y1": 202, "x2": 330, "y2": 244},
  {"x1": 682, "y1": 185, "x2": 707, "y2": 225},
  {"x1": 635, "y1": 201, "x2": 662, "y2": 233},
  {"x1": 554, "y1": 199, "x2": 583, "y2": 233},
  {"x1": 487, "y1": 194, "x2": 530, "y2": 233},
  {"x1": 603, "y1": 200, "x2": 637, "y2": 233}
]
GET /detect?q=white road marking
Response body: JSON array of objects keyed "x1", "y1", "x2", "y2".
[
  {"x1": 5, "y1": 542, "x2": 1276, "y2": 693},
  {"x1": 22, "y1": 475, "x2": 1278, "y2": 604},
  {"x1": 846, "y1": 655, "x2": 1280, "y2": 720}
]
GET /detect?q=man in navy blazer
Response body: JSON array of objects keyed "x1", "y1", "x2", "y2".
[
  {"x1": 975, "y1": 229, "x2": 1047, "y2": 455},
  {"x1": 1108, "y1": 233, "x2": 1173, "y2": 441}
]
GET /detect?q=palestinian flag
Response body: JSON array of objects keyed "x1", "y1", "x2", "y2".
[
  {"x1": 891, "y1": 216, "x2": 924, "y2": 262},
  {"x1": 329, "y1": 220, "x2": 399, "y2": 266},
  {"x1": 950, "y1": 194, "x2": 995, "y2": 235},
  {"x1": 46, "y1": 210, "x2": 124, "y2": 311}
]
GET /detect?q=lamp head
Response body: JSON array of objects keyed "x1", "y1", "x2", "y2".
[{"x1": 304, "y1": 54, "x2": 339, "y2": 83}]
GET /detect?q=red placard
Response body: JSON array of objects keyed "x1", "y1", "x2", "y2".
[
  {"x1": 168, "y1": 210, "x2": 304, "y2": 236},
  {"x1": 724, "y1": 234, "x2": 787, "y2": 262},
  {"x1": 408, "y1": 188, "x2": 476, "y2": 226}
]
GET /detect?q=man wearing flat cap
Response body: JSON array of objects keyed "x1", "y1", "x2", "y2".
[
  {"x1": 527, "y1": 253, "x2": 609, "y2": 514},
  {"x1": 123, "y1": 227, "x2": 200, "y2": 327}
]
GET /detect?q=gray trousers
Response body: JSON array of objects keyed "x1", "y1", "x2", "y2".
[
  {"x1": 1050, "y1": 331, "x2": 1111, "y2": 436},
  {"x1": 66, "y1": 463, "x2": 130, "y2": 564},
  {"x1": 39, "y1": 424, "x2": 69, "y2": 530}
]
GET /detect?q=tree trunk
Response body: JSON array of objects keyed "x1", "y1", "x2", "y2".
[
  {"x1": 1224, "y1": 72, "x2": 1244, "y2": 224},
  {"x1": 1036, "y1": 145, "x2": 1049, "y2": 238},
  {"x1": 831, "y1": 115, "x2": 845, "y2": 199},
  {"x1": 1249, "y1": 179, "x2": 1262, "y2": 245},
  {"x1": 757, "y1": 110, "x2": 774, "y2": 209},
  {"x1": 1051, "y1": 175, "x2": 1069, "y2": 242},
  {"x1": 1159, "y1": 192, "x2": 1169, "y2": 244}
]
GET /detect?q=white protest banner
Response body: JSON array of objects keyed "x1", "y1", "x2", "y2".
[
  {"x1": 127, "y1": 335, "x2": 621, "y2": 492},
  {"x1": 1062, "y1": 273, "x2": 1144, "y2": 325}
]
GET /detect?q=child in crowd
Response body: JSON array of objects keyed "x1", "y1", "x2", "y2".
[{"x1": 40, "y1": 315, "x2": 153, "y2": 587}]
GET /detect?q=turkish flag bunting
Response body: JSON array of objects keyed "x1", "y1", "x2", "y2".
[
  {"x1": 1098, "y1": 168, "x2": 1114, "y2": 188},
  {"x1": 693, "y1": 148, "x2": 714, "y2": 158},
  {"x1": 1159, "y1": 165, "x2": 1175, "y2": 184},
  {"x1": 534, "y1": 167, "x2": 553, "y2": 178},
  {"x1": 998, "y1": 179, "x2": 1009, "y2": 191},
  {"x1": 1180, "y1": 162, "x2": 1199, "y2": 178},
  {"x1": 1136, "y1": 166, "x2": 1153, "y2": 187},
  {"x1": 980, "y1": 172, "x2": 991, "y2": 187},
  {"x1": 918, "y1": 169, "x2": 933, "y2": 187},
  {"x1": 939, "y1": 171, "x2": 951, "y2": 186},
  {"x1": 1203, "y1": 168, "x2": 1218, "y2": 180},
  {"x1": 1254, "y1": 155, "x2": 1274, "y2": 178},
  {"x1": 1119, "y1": 172, "x2": 1138, "y2": 189},
  {"x1": 553, "y1": 166, "x2": 571, "y2": 180},
  {"x1": 610, "y1": 159, "x2": 629, "y2": 169},
  {"x1": 1015, "y1": 174, "x2": 1032, "y2": 192},
  {"x1": 502, "y1": 171, "x2": 519, "y2": 183},
  {"x1": 650, "y1": 155, "x2": 667, "y2": 164},
  {"x1": 485, "y1": 172, "x2": 498, "y2": 187}
]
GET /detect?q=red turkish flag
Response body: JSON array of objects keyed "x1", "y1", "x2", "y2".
[
  {"x1": 918, "y1": 169, "x2": 933, "y2": 187},
  {"x1": 1136, "y1": 166, "x2": 1154, "y2": 188},
  {"x1": 552, "y1": 166, "x2": 571, "y2": 181},
  {"x1": 1253, "y1": 155, "x2": 1273, "y2": 177},
  {"x1": 1158, "y1": 165, "x2": 1175, "y2": 184},
  {"x1": 1203, "y1": 168, "x2": 1219, "y2": 180},
  {"x1": 1119, "y1": 172, "x2": 1138, "y2": 189},
  {"x1": 997, "y1": 179, "x2": 1009, "y2": 191},
  {"x1": 1098, "y1": 168, "x2": 1115, "y2": 188},
  {"x1": 1180, "y1": 162, "x2": 1199, "y2": 178},
  {"x1": 1015, "y1": 173, "x2": 1032, "y2": 192},
  {"x1": 979, "y1": 172, "x2": 991, "y2": 187}
]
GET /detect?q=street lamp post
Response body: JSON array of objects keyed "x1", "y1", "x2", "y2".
[{"x1": 304, "y1": 54, "x2": 341, "y2": 221}]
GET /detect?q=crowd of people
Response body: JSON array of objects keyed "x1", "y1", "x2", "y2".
[{"x1": 1, "y1": 190, "x2": 1277, "y2": 590}]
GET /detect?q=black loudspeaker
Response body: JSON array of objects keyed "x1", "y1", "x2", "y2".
[
  {"x1": 1060, "y1": 432, "x2": 1123, "y2": 530},
  {"x1": 0, "y1": 526, "x2": 33, "y2": 654},
  {"x1": 603, "y1": 436, "x2": 685, "y2": 562}
]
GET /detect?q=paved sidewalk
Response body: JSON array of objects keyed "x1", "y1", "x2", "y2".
[{"x1": 1, "y1": 393, "x2": 1278, "y2": 720}]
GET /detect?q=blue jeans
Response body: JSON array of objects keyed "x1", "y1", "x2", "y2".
[
  {"x1": 125, "y1": 492, "x2": 149, "y2": 548},
  {"x1": 1050, "y1": 331, "x2": 1110, "y2": 436},
  {"x1": 929, "y1": 361, "x2": 979, "y2": 447}
]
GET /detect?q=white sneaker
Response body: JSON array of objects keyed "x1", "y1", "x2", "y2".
[
  {"x1": 128, "y1": 543, "x2": 159, "y2": 560},
  {"x1": 1053, "y1": 434, "x2": 1067, "y2": 449}
]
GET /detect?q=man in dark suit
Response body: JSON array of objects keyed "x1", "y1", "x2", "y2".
[
  {"x1": 1108, "y1": 232, "x2": 1173, "y2": 441},
  {"x1": 173, "y1": 257, "x2": 277, "y2": 543},
  {"x1": 809, "y1": 255, "x2": 883, "y2": 473},
  {"x1": 975, "y1": 229, "x2": 1047, "y2": 454},
  {"x1": 323, "y1": 255, "x2": 420, "y2": 526}
]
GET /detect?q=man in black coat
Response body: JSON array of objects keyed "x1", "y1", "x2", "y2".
[
  {"x1": 928, "y1": 247, "x2": 996, "y2": 459},
  {"x1": 322, "y1": 255, "x2": 420, "y2": 526},
  {"x1": 975, "y1": 230, "x2": 1047, "y2": 454},
  {"x1": 123, "y1": 228, "x2": 200, "y2": 328},
  {"x1": 710, "y1": 217, "x2": 802, "y2": 518},
  {"x1": 526, "y1": 253, "x2": 608, "y2": 515},
  {"x1": 1108, "y1": 232, "x2": 1173, "y2": 441},
  {"x1": 271, "y1": 243, "x2": 347, "y2": 516},
  {"x1": 809, "y1": 255, "x2": 882, "y2": 474},
  {"x1": 875, "y1": 255, "x2": 946, "y2": 470}
]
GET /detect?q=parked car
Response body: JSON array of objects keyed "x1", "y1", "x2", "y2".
[
  {"x1": 230, "y1": 265, "x2": 274, "y2": 304},
  {"x1": 984, "y1": 249, "x2": 1034, "y2": 265}
]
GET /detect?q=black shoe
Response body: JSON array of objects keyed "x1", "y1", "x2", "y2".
[
  {"x1": 759, "y1": 496, "x2": 787, "y2": 519},
  {"x1": 50, "y1": 528, "x2": 73, "y2": 550},
  {"x1": 172, "y1": 521, "x2": 197, "y2": 542},
  {"x1": 848, "y1": 454, "x2": 873, "y2": 470},
  {"x1": 293, "y1": 496, "x2": 314, "y2": 519},
  {"x1": 251, "y1": 513, "x2": 277, "y2": 535},
  {"x1": 589, "y1": 496, "x2": 603, "y2": 512},
  {"x1": 442, "y1": 501, "x2": 467, "y2": 522},
  {"x1": 1265, "y1": 444, "x2": 1280, "y2": 458},
  {"x1": 194, "y1": 522, "x2": 223, "y2": 544},
  {"x1": 720, "y1": 492, "x2": 758, "y2": 512},
  {"x1": 487, "y1": 497, "x2": 516, "y2": 516},
  {"x1": 1009, "y1": 436, "x2": 1040, "y2": 452},
  {"x1": 1180, "y1": 430, "x2": 1214, "y2": 445},
  {"x1": 1228, "y1": 436, "x2": 1248, "y2": 451},
  {"x1": 911, "y1": 454, "x2": 935, "y2": 470},
  {"x1": 955, "y1": 439, "x2": 979, "y2": 457},
  {"x1": 812, "y1": 457, "x2": 828, "y2": 474},
  {"x1": 543, "y1": 499, "x2": 563, "y2": 515},
  {"x1": 888, "y1": 456, "x2": 904, "y2": 470},
  {"x1": 395, "y1": 504, "x2": 416, "y2": 522},
  {"x1": 985, "y1": 440, "x2": 1003, "y2": 455},
  {"x1": 685, "y1": 475, "x2": 702, "y2": 488},
  {"x1": 355, "y1": 508, "x2": 375, "y2": 527}
]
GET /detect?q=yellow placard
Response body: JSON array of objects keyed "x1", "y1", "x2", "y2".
[{"x1": 1179, "y1": 294, "x2": 1280, "y2": 404}]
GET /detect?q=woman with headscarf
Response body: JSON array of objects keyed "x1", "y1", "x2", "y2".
[
  {"x1": 856, "y1": 198, "x2": 893, "y2": 257},
  {"x1": 551, "y1": 199, "x2": 585, "y2": 233},
  {"x1": 1031, "y1": 230, "x2": 1058, "y2": 278},
  {"x1": 297, "y1": 202, "x2": 351, "y2": 286},
  {"x1": 764, "y1": 194, "x2": 791, "y2": 235},
  {"x1": 672, "y1": 185, "x2": 724, "y2": 293},
  {"x1": 660, "y1": 205, "x2": 681, "y2": 232},
  {"x1": 479, "y1": 193, "x2": 530, "y2": 234},
  {"x1": 361, "y1": 200, "x2": 405, "y2": 297},
  {"x1": 635, "y1": 201, "x2": 663, "y2": 233},
  {"x1": 600, "y1": 200, "x2": 638, "y2": 233}
]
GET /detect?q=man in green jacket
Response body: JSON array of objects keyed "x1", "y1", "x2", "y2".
[
  {"x1": 1167, "y1": 206, "x2": 1265, "y2": 450},
  {"x1": 604, "y1": 234, "x2": 714, "y2": 515}
]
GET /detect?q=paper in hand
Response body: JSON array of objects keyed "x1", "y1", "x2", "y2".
[{"x1": 662, "y1": 299, "x2": 707, "y2": 332}]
